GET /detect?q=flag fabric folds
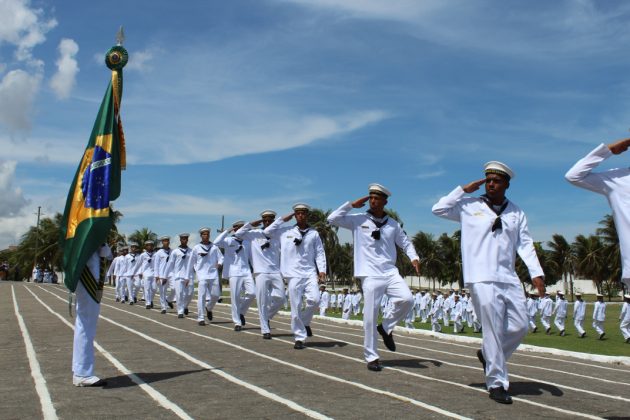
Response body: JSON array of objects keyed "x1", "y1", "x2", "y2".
[{"x1": 60, "y1": 70, "x2": 126, "y2": 303}]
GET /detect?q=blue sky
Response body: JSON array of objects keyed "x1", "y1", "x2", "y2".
[{"x1": 2, "y1": 0, "x2": 630, "y2": 248}]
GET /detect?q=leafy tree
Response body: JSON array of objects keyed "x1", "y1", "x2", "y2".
[
  {"x1": 412, "y1": 231, "x2": 443, "y2": 290},
  {"x1": 547, "y1": 234, "x2": 576, "y2": 299}
]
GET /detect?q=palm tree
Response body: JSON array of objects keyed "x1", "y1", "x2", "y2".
[
  {"x1": 596, "y1": 214, "x2": 623, "y2": 296},
  {"x1": 383, "y1": 209, "x2": 415, "y2": 280},
  {"x1": 573, "y1": 234, "x2": 609, "y2": 296},
  {"x1": 307, "y1": 208, "x2": 340, "y2": 281},
  {"x1": 547, "y1": 234, "x2": 576, "y2": 300},
  {"x1": 413, "y1": 231, "x2": 443, "y2": 291},
  {"x1": 436, "y1": 231, "x2": 462, "y2": 290},
  {"x1": 128, "y1": 227, "x2": 157, "y2": 247}
]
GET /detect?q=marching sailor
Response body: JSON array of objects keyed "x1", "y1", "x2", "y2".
[
  {"x1": 429, "y1": 292, "x2": 442, "y2": 332},
  {"x1": 191, "y1": 228, "x2": 223, "y2": 326},
  {"x1": 432, "y1": 161, "x2": 545, "y2": 404},
  {"x1": 137, "y1": 240, "x2": 156, "y2": 309},
  {"x1": 526, "y1": 293, "x2": 539, "y2": 333},
  {"x1": 164, "y1": 233, "x2": 194, "y2": 318},
  {"x1": 154, "y1": 236, "x2": 172, "y2": 314},
  {"x1": 566, "y1": 137, "x2": 630, "y2": 293},
  {"x1": 573, "y1": 292, "x2": 586, "y2": 338},
  {"x1": 552, "y1": 291, "x2": 568, "y2": 336},
  {"x1": 540, "y1": 292, "x2": 553, "y2": 334},
  {"x1": 235, "y1": 210, "x2": 286, "y2": 338},
  {"x1": 215, "y1": 221, "x2": 256, "y2": 331},
  {"x1": 330, "y1": 290, "x2": 337, "y2": 312},
  {"x1": 111, "y1": 245, "x2": 128, "y2": 302},
  {"x1": 593, "y1": 293, "x2": 607, "y2": 339},
  {"x1": 328, "y1": 184, "x2": 419, "y2": 371},
  {"x1": 319, "y1": 285, "x2": 330, "y2": 316},
  {"x1": 621, "y1": 294, "x2": 630, "y2": 343},
  {"x1": 451, "y1": 294, "x2": 464, "y2": 333},
  {"x1": 123, "y1": 243, "x2": 142, "y2": 305},
  {"x1": 265, "y1": 204, "x2": 327, "y2": 349}
]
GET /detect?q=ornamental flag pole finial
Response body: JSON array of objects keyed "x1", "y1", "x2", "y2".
[{"x1": 116, "y1": 26, "x2": 125, "y2": 46}]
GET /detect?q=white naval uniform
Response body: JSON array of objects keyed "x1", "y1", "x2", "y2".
[
  {"x1": 451, "y1": 300, "x2": 464, "y2": 333},
  {"x1": 341, "y1": 294, "x2": 353, "y2": 320},
  {"x1": 163, "y1": 246, "x2": 194, "y2": 315},
  {"x1": 122, "y1": 252, "x2": 142, "y2": 302},
  {"x1": 429, "y1": 298, "x2": 442, "y2": 332},
  {"x1": 433, "y1": 185, "x2": 544, "y2": 392},
  {"x1": 137, "y1": 250, "x2": 156, "y2": 307},
  {"x1": 235, "y1": 223, "x2": 285, "y2": 334},
  {"x1": 191, "y1": 242, "x2": 223, "y2": 322},
  {"x1": 620, "y1": 302, "x2": 630, "y2": 340},
  {"x1": 403, "y1": 303, "x2": 415, "y2": 328},
  {"x1": 526, "y1": 297, "x2": 538, "y2": 332},
  {"x1": 330, "y1": 292, "x2": 337, "y2": 310},
  {"x1": 566, "y1": 143, "x2": 630, "y2": 289},
  {"x1": 553, "y1": 297, "x2": 568, "y2": 333},
  {"x1": 215, "y1": 230, "x2": 255, "y2": 327},
  {"x1": 352, "y1": 291, "x2": 362, "y2": 315},
  {"x1": 73, "y1": 244, "x2": 112, "y2": 378},
  {"x1": 442, "y1": 294, "x2": 454, "y2": 326},
  {"x1": 264, "y1": 219, "x2": 327, "y2": 343},
  {"x1": 328, "y1": 201, "x2": 417, "y2": 363},
  {"x1": 593, "y1": 301, "x2": 606, "y2": 335},
  {"x1": 110, "y1": 255, "x2": 125, "y2": 300},
  {"x1": 338, "y1": 293, "x2": 345, "y2": 311},
  {"x1": 419, "y1": 293, "x2": 429, "y2": 322},
  {"x1": 154, "y1": 247, "x2": 172, "y2": 311},
  {"x1": 573, "y1": 300, "x2": 586, "y2": 336},
  {"x1": 319, "y1": 291, "x2": 330, "y2": 316},
  {"x1": 540, "y1": 297, "x2": 553, "y2": 331}
]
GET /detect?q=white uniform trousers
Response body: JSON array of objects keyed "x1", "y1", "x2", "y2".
[
  {"x1": 115, "y1": 276, "x2": 125, "y2": 300},
  {"x1": 404, "y1": 306, "x2": 415, "y2": 328},
  {"x1": 229, "y1": 275, "x2": 256, "y2": 326},
  {"x1": 621, "y1": 319, "x2": 630, "y2": 340},
  {"x1": 421, "y1": 309, "x2": 428, "y2": 323},
  {"x1": 185, "y1": 282, "x2": 194, "y2": 309},
  {"x1": 431, "y1": 314, "x2": 442, "y2": 332},
  {"x1": 319, "y1": 305, "x2": 327, "y2": 316},
  {"x1": 470, "y1": 281, "x2": 528, "y2": 391},
  {"x1": 134, "y1": 276, "x2": 142, "y2": 299},
  {"x1": 593, "y1": 320, "x2": 605, "y2": 335},
  {"x1": 528, "y1": 316, "x2": 537, "y2": 332},
  {"x1": 361, "y1": 274, "x2": 413, "y2": 363},
  {"x1": 157, "y1": 279, "x2": 169, "y2": 311},
  {"x1": 143, "y1": 276, "x2": 156, "y2": 306},
  {"x1": 554, "y1": 316, "x2": 566, "y2": 333},
  {"x1": 166, "y1": 278, "x2": 176, "y2": 303},
  {"x1": 197, "y1": 278, "x2": 219, "y2": 321},
  {"x1": 342, "y1": 302, "x2": 352, "y2": 319},
  {"x1": 287, "y1": 276, "x2": 320, "y2": 342},
  {"x1": 541, "y1": 315, "x2": 551, "y2": 331},
  {"x1": 442, "y1": 309, "x2": 450, "y2": 326},
  {"x1": 72, "y1": 281, "x2": 100, "y2": 377},
  {"x1": 574, "y1": 318, "x2": 585, "y2": 336},
  {"x1": 255, "y1": 273, "x2": 285, "y2": 334},
  {"x1": 125, "y1": 276, "x2": 136, "y2": 301},
  {"x1": 174, "y1": 279, "x2": 191, "y2": 315},
  {"x1": 453, "y1": 317, "x2": 463, "y2": 333}
]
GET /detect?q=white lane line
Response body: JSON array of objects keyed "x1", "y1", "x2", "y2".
[
  {"x1": 11, "y1": 286, "x2": 58, "y2": 420},
  {"x1": 220, "y1": 306, "x2": 630, "y2": 404},
  {"x1": 35, "y1": 287, "x2": 334, "y2": 420},
  {"x1": 24, "y1": 286, "x2": 193, "y2": 420},
  {"x1": 201, "y1": 307, "x2": 609, "y2": 420},
  {"x1": 48, "y1": 287, "x2": 471, "y2": 419},
  {"x1": 93, "y1": 291, "x2": 602, "y2": 420}
]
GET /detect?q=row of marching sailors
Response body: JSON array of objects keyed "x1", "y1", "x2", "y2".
[
  {"x1": 405, "y1": 289, "x2": 482, "y2": 333},
  {"x1": 527, "y1": 290, "x2": 630, "y2": 342},
  {"x1": 318, "y1": 288, "x2": 365, "y2": 318}
]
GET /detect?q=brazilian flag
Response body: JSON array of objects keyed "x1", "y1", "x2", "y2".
[{"x1": 60, "y1": 45, "x2": 128, "y2": 303}]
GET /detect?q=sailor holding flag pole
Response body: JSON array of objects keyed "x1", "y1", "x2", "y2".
[{"x1": 59, "y1": 28, "x2": 128, "y2": 387}]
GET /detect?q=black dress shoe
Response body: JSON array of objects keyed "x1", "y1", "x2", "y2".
[
  {"x1": 580, "y1": 332, "x2": 586, "y2": 338},
  {"x1": 240, "y1": 314, "x2": 246, "y2": 326},
  {"x1": 560, "y1": 330, "x2": 565, "y2": 336},
  {"x1": 488, "y1": 387, "x2": 512, "y2": 404},
  {"x1": 184, "y1": 308, "x2": 189, "y2": 315},
  {"x1": 207, "y1": 310, "x2": 213, "y2": 321},
  {"x1": 115, "y1": 297, "x2": 120, "y2": 302},
  {"x1": 167, "y1": 301, "x2": 174, "y2": 309},
  {"x1": 177, "y1": 314, "x2": 184, "y2": 319},
  {"x1": 294, "y1": 340, "x2": 305, "y2": 350},
  {"x1": 545, "y1": 327, "x2": 551, "y2": 334},
  {"x1": 134, "y1": 297, "x2": 138, "y2": 303},
  {"x1": 161, "y1": 310, "x2": 166, "y2": 314},
  {"x1": 599, "y1": 332, "x2": 606, "y2": 340},
  {"x1": 263, "y1": 333, "x2": 272, "y2": 339},
  {"x1": 532, "y1": 326, "x2": 537, "y2": 333},
  {"x1": 150, "y1": 303, "x2": 154, "y2": 309},
  {"x1": 477, "y1": 349, "x2": 486, "y2": 373},
  {"x1": 367, "y1": 360, "x2": 383, "y2": 372},
  {"x1": 377, "y1": 324, "x2": 396, "y2": 352},
  {"x1": 145, "y1": 305, "x2": 151, "y2": 309},
  {"x1": 305, "y1": 326, "x2": 313, "y2": 337},
  {"x1": 234, "y1": 325, "x2": 242, "y2": 332},
  {"x1": 198, "y1": 320, "x2": 206, "y2": 326}
]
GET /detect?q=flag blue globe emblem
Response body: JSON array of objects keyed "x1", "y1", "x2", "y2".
[{"x1": 81, "y1": 145, "x2": 112, "y2": 210}]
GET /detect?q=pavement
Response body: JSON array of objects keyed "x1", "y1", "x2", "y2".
[{"x1": 2, "y1": 281, "x2": 630, "y2": 419}]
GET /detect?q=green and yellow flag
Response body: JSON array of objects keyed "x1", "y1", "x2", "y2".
[{"x1": 59, "y1": 44, "x2": 128, "y2": 303}]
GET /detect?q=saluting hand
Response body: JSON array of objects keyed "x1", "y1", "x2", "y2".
[
  {"x1": 463, "y1": 179, "x2": 486, "y2": 193},
  {"x1": 250, "y1": 219, "x2": 262, "y2": 227},
  {"x1": 351, "y1": 196, "x2": 370, "y2": 208},
  {"x1": 532, "y1": 276, "x2": 545, "y2": 298},
  {"x1": 608, "y1": 138, "x2": 630, "y2": 155}
]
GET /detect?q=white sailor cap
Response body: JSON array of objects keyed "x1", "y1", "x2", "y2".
[
  {"x1": 199, "y1": 227, "x2": 210, "y2": 234},
  {"x1": 624, "y1": 294, "x2": 630, "y2": 299},
  {"x1": 178, "y1": 233, "x2": 190, "y2": 238},
  {"x1": 484, "y1": 161, "x2": 515, "y2": 180},
  {"x1": 368, "y1": 183, "x2": 391, "y2": 197},
  {"x1": 144, "y1": 240, "x2": 154, "y2": 245},
  {"x1": 232, "y1": 220, "x2": 245, "y2": 228},
  {"x1": 159, "y1": 235, "x2": 170, "y2": 241},
  {"x1": 557, "y1": 291, "x2": 564, "y2": 295},
  {"x1": 119, "y1": 245, "x2": 129, "y2": 251},
  {"x1": 260, "y1": 210, "x2": 277, "y2": 218},
  {"x1": 129, "y1": 242, "x2": 139, "y2": 247},
  {"x1": 596, "y1": 293, "x2": 603, "y2": 297},
  {"x1": 575, "y1": 292, "x2": 582, "y2": 296},
  {"x1": 431, "y1": 292, "x2": 437, "y2": 297},
  {"x1": 292, "y1": 203, "x2": 311, "y2": 212}
]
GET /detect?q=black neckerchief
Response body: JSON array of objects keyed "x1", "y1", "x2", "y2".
[
  {"x1": 294, "y1": 225, "x2": 310, "y2": 246},
  {"x1": 163, "y1": 248, "x2": 170, "y2": 262},
  {"x1": 366, "y1": 210, "x2": 389, "y2": 240},
  {"x1": 480, "y1": 194, "x2": 509, "y2": 232},
  {"x1": 144, "y1": 251, "x2": 153, "y2": 264},
  {"x1": 232, "y1": 236, "x2": 243, "y2": 254},
  {"x1": 200, "y1": 242, "x2": 212, "y2": 257},
  {"x1": 179, "y1": 246, "x2": 189, "y2": 259},
  {"x1": 261, "y1": 234, "x2": 272, "y2": 250}
]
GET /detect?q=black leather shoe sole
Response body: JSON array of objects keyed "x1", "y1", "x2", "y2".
[
  {"x1": 367, "y1": 360, "x2": 383, "y2": 372},
  {"x1": 177, "y1": 314, "x2": 184, "y2": 319},
  {"x1": 263, "y1": 333, "x2": 272, "y2": 340},
  {"x1": 198, "y1": 321, "x2": 206, "y2": 326},
  {"x1": 294, "y1": 341, "x2": 305, "y2": 350},
  {"x1": 488, "y1": 387, "x2": 513, "y2": 404},
  {"x1": 377, "y1": 324, "x2": 396, "y2": 351},
  {"x1": 234, "y1": 325, "x2": 242, "y2": 332}
]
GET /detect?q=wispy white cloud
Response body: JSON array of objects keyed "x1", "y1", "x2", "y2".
[
  {"x1": 49, "y1": 38, "x2": 79, "y2": 99},
  {"x1": 415, "y1": 169, "x2": 445, "y2": 180},
  {"x1": 0, "y1": 0, "x2": 57, "y2": 64},
  {"x1": 0, "y1": 160, "x2": 28, "y2": 217}
]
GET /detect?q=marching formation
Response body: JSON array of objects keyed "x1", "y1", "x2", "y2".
[{"x1": 73, "y1": 138, "x2": 630, "y2": 406}]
